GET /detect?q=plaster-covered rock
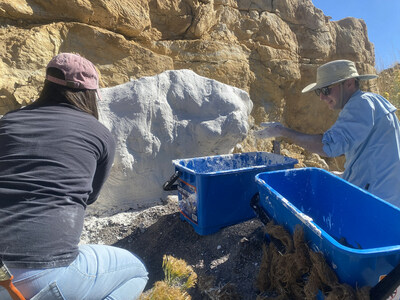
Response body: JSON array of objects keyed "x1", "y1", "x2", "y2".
[{"x1": 94, "y1": 69, "x2": 252, "y2": 213}]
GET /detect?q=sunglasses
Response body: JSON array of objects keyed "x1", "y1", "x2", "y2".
[{"x1": 315, "y1": 86, "x2": 332, "y2": 96}]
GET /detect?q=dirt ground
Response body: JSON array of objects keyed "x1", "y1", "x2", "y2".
[{"x1": 81, "y1": 196, "x2": 266, "y2": 299}]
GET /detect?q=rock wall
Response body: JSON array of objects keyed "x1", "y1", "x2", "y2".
[
  {"x1": 377, "y1": 64, "x2": 400, "y2": 101},
  {"x1": 0, "y1": 0, "x2": 377, "y2": 134}
]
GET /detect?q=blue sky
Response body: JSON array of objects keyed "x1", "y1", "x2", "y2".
[{"x1": 311, "y1": 0, "x2": 400, "y2": 71}]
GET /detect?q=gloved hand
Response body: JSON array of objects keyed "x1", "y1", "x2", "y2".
[{"x1": 254, "y1": 122, "x2": 284, "y2": 139}]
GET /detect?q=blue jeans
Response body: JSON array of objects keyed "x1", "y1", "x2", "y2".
[{"x1": 0, "y1": 245, "x2": 148, "y2": 300}]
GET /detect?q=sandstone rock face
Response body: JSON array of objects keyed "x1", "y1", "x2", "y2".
[
  {"x1": 0, "y1": 0, "x2": 376, "y2": 131},
  {"x1": 95, "y1": 69, "x2": 252, "y2": 212},
  {"x1": 377, "y1": 63, "x2": 400, "y2": 104},
  {"x1": 0, "y1": 0, "x2": 378, "y2": 208}
]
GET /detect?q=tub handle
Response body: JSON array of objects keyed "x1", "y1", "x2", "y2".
[
  {"x1": 163, "y1": 171, "x2": 182, "y2": 191},
  {"x1": 250, "y1": 193, "x2": 271, "y2": 225},
  {"x1": 370, "y1": 262, "x2": 400, "y2": 300}
]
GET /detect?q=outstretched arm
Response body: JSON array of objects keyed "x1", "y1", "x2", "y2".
[{"x1": 255, "y1": 122, "x2": 327, "y2": 157}]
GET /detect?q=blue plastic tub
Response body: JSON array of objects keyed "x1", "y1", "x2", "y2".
[
  {"x1": 255, "y1": 167, "x2": 400, "y2": 288},
  {"x1": 172, "y1": 152, "x2": 297, "y2": 235}
]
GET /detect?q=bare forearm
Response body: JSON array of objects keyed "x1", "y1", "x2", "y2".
[{"x1": 280, "y1": 127, "x2": 326, "y2": 156}]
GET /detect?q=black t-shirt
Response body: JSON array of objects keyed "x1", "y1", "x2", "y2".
[{"x1": 0, "y1": 103, "x2": 115, "y2": 268}]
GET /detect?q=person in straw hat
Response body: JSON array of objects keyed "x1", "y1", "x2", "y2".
[
  {"x1": 0, "y1": 53, "x2": 148, "y2": 299},
  {"x1": 255, "y1": 59, "x2": 400, "y2": 207}
]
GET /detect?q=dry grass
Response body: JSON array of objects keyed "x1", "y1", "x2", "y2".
[{"x1": 140, "y1": 255, "x2": 197, "y2": 300}]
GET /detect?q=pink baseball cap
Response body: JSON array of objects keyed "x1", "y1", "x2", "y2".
[{"x1": 46, "y1": 53, "x2": 99, "y2": 90}]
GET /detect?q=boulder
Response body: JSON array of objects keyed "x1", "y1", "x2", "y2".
[{"x1": 93, "y1": 69, "x2": 253, "y2": 213}]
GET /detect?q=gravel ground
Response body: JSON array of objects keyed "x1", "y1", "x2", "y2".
[{"x1": 81, "y1": 196, "x2": 266, "y2": 299}]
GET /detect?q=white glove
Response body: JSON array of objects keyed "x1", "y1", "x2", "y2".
[{"x1": 254, "y1": 122, "x2": 284, "y2": 139}]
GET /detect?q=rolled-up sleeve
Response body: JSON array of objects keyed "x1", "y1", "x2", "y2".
[{"x1": 322, "y1": 97, "x2": 375, "y2": 157}]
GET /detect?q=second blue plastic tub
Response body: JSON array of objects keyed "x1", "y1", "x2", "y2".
[{"x1": 256, "y1": 167, "x2": 400, "y2": 287}]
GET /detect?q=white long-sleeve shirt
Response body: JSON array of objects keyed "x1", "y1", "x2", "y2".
[{"x1": 323, "y1": 90, "x2": 400, "y2": 207}]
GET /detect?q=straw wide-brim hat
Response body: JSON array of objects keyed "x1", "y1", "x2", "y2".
[{"x1": 302, "y1": 60, "x2": 378, "y2": 93}]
